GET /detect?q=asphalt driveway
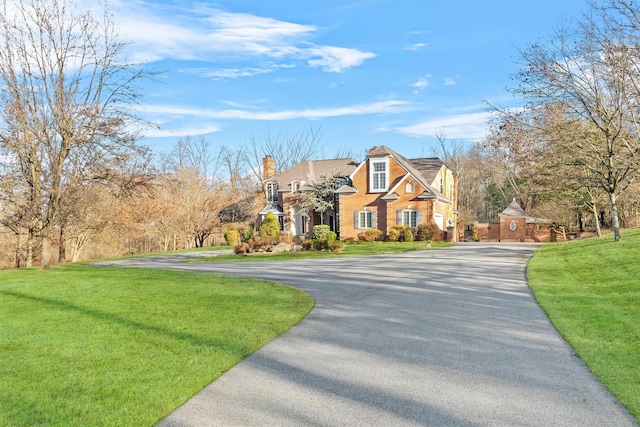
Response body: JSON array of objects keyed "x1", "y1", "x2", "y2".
[{"x1": 94, "y1": 243, "x2": 637, "y2": 426}]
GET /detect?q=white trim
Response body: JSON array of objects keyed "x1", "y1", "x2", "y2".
[
  {"x1": 370, "y1": 158, "x2": 389, "y2": 192},
  {"x1": 355, "y1": 210, "x2": 375, "y2": 229}
]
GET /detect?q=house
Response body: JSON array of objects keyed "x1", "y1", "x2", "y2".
[
  {"x1": 259, "y1": 155, "x2": 358, "y2": 240},
  {"x1": 258, "y1": 146, "x2": 458, "y2": 241},
  {"x1": 338, "y1": 146, "x2": 457, "y2": 240}
]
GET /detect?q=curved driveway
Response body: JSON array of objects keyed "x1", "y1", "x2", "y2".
[{"x1": 95, "y1": 243, "x2": 637, "y2": 426}]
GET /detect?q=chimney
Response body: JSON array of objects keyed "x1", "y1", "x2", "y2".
[{"x1": 263, "y1": 155, "x2": 276, "y2": 180}]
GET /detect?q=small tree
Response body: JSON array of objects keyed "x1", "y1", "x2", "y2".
[
  {"x1": 259, "y1": 212, "x2": 281, "y2": 243},
  {"x1": 300, "y1": 175, "x2": 342, "y2": 224}
]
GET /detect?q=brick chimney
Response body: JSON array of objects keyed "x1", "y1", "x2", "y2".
[{"x1": 263, "y1": 155, "x2": 276, "y2": 180}]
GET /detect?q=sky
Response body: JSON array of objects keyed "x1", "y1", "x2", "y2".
[{"x1": 103, "y1": 0, "x2": 589, "y2": 161}]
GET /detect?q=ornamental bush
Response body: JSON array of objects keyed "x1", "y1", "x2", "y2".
[
  {"x1": 358, "y1": 229, "x2": 383, "y2": 242},
  {"x1": 224, "y1": 229, "x2": 240, "y2": 246},
  {"x1": 313, "y1": 225, "x2": 331, "y2": 240},
  {"x1": 259, "y1": 212, "x2": 281, "y2": 243},
  {"x1": 242, "y1": 228, "x2": 254, "y2": 242},
  {"x1": 415, "y1": 222, "x2": 438, "y2": 241},
  {"x1": 387, "y1": 225, "x2": 407, "y2": 242},
  {"x1": 401, "y1": 227, "x2": 414, "y2": 242}
]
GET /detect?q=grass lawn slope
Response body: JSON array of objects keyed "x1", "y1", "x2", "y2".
[
  {"x1": 0, "y1": 264, "x2": 313, "y2": 426},
  {"x1": 528, "y1": 229, "x2": 640, "y2": 421}
]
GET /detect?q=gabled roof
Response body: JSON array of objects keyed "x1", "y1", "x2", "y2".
[
  {"x1": 407, "y1": 157, "x2": 445, "y2": 186},
  {"x1": 364, "y1": 145, "x2": 448, "y2": 201},
  {"x1": 266, "y1": 158, "x2": 358, "y2": 190},
  {"x1": 499, "y1": 199, "x2": 528, "y2": 217},
  {"x1": 259, "y1": 202, "x2": 284, "y2": 215}
]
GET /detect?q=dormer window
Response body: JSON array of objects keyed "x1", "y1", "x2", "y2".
[
  {"x1": 266, "y1": 181, "x2": 278, "y2": 202},
  {"x1": 292, "y1": 181, "x2": 300, "y2": 193},
  {"x1": 370, "y1": 159, "x2": 388, "y2": 192}
]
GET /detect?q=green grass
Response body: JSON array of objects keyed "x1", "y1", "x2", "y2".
[
  {"x1": 0, "y1": 264, "x2": 313, "y2": 426},
  {"x1": 195, "y1": 240, "x2": 455, "y2": 262},
  {"x1": 528, "y1": 229, "x2": 640, "y2": 421}
]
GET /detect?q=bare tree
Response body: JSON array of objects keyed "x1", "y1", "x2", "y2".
[
  {"x1": 480, "y1": 111, "x2": 551, "y2": 213},
  {"x1": 509, "y1": 2, "x2": 640, "y2": 241},
  {"x1": 244, "y1": 126, "x2": 323, "y2": 184},
  {"x1": 0, "y1": 0, "x2": 156, "y2": 267},
  {"x1": 161, "y1": 136, "x2": 218, "y2": 185}
]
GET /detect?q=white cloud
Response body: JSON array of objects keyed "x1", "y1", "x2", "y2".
[
  {"x1": 143, "y1": 123, "x2": 222, "y2": 138},
  {"x1": 106, "y1": 1, "x2": 375, "y2": 72},
  {"x1": 307, "y1": 45, "x2": 376, "y2": 73},
  {"x1": 141, "y1": 100, "x2": 407, "y2": 121},
  {"x1": 396, "y1": 111, "x2": 492, "y2": 140},
  {"x1": 411, "y1": 74, "x2": 431, "y2": 93},
  {"x1": 444, "y1": 77, "x2": 456, "y2": 86},
  {"x1": 411, "y1": 75, "x2": 431, "y2": 91},
  {"x1": 403, "y1": 43, "x2": 427, "y2": 51}
]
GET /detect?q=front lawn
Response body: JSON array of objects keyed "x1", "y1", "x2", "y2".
[
  {"x1": 195, "y1": 240, "x2": 455, "y2": 263},
  {"x1": 0, "y1": 264, "x2": 313, "y2": 426},
  {"x1": 527, "y1": 229, "x2": 640, "y2": 421}
]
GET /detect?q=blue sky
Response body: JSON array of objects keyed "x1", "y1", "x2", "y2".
[{"x1": 106, "y1": 0, "x2": 588, "y2": 160}]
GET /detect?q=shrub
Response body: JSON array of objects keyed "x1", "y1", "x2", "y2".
[
  {"x1": 415, "y1": 222, "x2": 438, "y2": 241},
  {"x1": 402, "y1": 228, "x2": 414, "y2": 242},
  {"x1": 387, "y1": 225, "x2": 407, "y2": 242},
  {"x1": 313, "y1": 225, "x2": 331, "y2": 240},
  {"x1": 242, "y1": 228, "x2": 254, "y2": 242},
  {"x1": 234, "y1": 242, "x2": 250, "y2": 255},
  {"x1": 224, "y1": 229, "x2": 241, "y2": 246},
  {"x1": 259, "y1": 212, "x2": 281, "y2": 243},
  {"x1": 313, "y1": 239, "x2": 327, "y2": 251},
  {"x1": 301, "y1": 240, "x2": 314, "y2": 251},
  {"x1": 358, "y1": 229, "x2": 383, "y2": 242},
  {"x1": 328, "y1": 241, "x2": 345, "y2": 252}
]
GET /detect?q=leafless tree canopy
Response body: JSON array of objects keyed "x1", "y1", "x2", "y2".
[
  {"x1": 0, "y1": 0, "x2": 156, "y2": 267},
  {"x1": 493, "y1": 0, "x2": 640, "y2": 241}
]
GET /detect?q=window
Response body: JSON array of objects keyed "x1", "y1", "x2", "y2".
[
  {"x1": 397, "y1": 209, "x2": 420, "y2": 227},
  {"x1": 292, "y1": 181, "x2": 299, "y2": 193},
  {"x1": 355, "y1": 210, "x2": 375, "y2": 229},
  {"x1": 405, "y1": 182, "x2": 414, "y2": 193},
  {"x1": 439, "y1": 176, "x2": 444, "y2": 193},
  {"x1": 278, "y1": 215, "x2": 284, "y2": 231},
  {"x1": 371, "y1": 160, "x2": 388, "y2": 191},
  {"x1": 301, "y1": 214, "x2": 307, "y2": 234},
  {"x1": 266, "y1": 182, "x2": 278, "y2": 202}
]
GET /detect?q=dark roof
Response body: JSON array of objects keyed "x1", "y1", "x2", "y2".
[
  {"x1": 407, "y1": 157, "x2": 444, "y2": 185},
  {"x1": 267, "y1": 158, "x2": 358, "y2": 189},
  {"x1": 499, "y1": 199, "x2": 528, "y2": 217}
]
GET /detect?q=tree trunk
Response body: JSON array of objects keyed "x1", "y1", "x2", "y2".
[
  {"x1": 591, "y1": 201, "x2": 602, "y2": 238},
  {"x1": 58, "y1": 226, "x2": 66, "y2": 263},
  {"x1": 14, "y1": 232, "x2": 21, "y2": 268},
  {"x1": 41, "y1": 232, "x2": 52, "y2": 269},
  {"x1": 609, "y1": 192, "x2": 621, "y2": 242},
  {"x1": 26, "y1": 230, "x2": 33, "y2": 268}
]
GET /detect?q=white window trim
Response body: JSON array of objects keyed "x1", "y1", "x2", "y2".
[
  {"x1": 370, "y1": 159, "x2": 389, "y2": 193},
  {"x1": 266, "y1": 181, "x2": 278, "y2": 202},
  {"x1": 397, "y1": 209, "x2": 421, "y2": 227},
  {"x1": 355, "y1": 210, "x2": 376, "y2": 229}
]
